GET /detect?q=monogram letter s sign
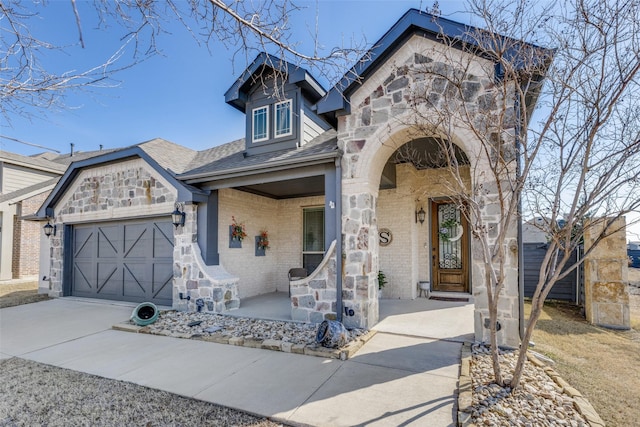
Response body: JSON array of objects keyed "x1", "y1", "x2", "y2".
[{"x1": 379, "y1": 228, "x2": 392, "y2": 246}]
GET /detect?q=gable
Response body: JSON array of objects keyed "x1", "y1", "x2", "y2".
[
  {"x1": 317, "y1": 8, "x2": 551, "y2": 122},
  {"x1": 54, "y1": 157, "x2": 178, "y2": 222}
]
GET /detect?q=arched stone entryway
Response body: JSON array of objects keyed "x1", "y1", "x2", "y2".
[
  {"x1": 377, "y1": 136, "x2": 471, "y2": 300},
  {"x1": 336, "y1": 36, "x2": 521, "y2": 346}
]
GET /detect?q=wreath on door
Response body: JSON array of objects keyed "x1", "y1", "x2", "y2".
[{"x1": 438, "y1": 218, "x2": 463, "y2": 242}]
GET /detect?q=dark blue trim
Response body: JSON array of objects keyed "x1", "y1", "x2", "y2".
[
  {"x1": 62, "y1": 224, "x2": 73, "y2": 296},
  {"x1": 205, "y1": 191, "x2": 220, "y2": 265},
  {"x1": 36, "y1": 146, "x2": 208, "y2": 218},
  {"x1": 324, "y1": 166, "x2": 337, "y2": 252},
  {"x1": 225, "y1": 52, "x2": 327, "y2": 113}
]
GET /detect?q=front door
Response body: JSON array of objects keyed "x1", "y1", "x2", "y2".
[{"x1": 431, "y1": 200, "x2": 469, "y2": 292}]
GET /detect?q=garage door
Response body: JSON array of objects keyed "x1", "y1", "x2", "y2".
[{"x1": 71, "y1": 218, "x2": 174, "y2": 305}]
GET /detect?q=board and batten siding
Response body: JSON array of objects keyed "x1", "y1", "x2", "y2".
[{"x1": 1, "y1": 163, "x2": 58, "y2": 193}]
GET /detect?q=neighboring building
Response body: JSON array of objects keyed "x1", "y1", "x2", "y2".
[
  {"x1": 629, "y1": 241, "x2": 640, "y2": 268},
  {"x1": 0, "y1": 151, "x2": 65, "y2": 280},
  {"x1": 35, "y1": 9, "x2": 550, "y2": 346}
]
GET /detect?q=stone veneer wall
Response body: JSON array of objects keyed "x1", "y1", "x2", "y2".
[
  {"x1": 337, "y1": 34, "x2": 520, "y2": 345},
  {"x1": 47, "y1": 158, "x2": 240, "y2": 313},
  {"x1": 290, "y1": 240, "x2": 338, "y2": 323},
  {"x1": 172, "y1": 203, "x2": 240, "y2": 312},
  {"x1": 583, "y1": 217, "x2": 630, "y2": 329}
]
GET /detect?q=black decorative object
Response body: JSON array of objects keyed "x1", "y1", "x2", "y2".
[
  {"x1": 255, "y1": 236, "x2": 266, "y2": 256},
  {"x1": 229, "y1": 225, "x2": 242, "y2": 248}
]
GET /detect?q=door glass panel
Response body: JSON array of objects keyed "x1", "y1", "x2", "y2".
[
  {"x1": 437, "y1": 203, "x2": 463, "y2": 269},
  {"x1": 303, "y1": 207, "x2": 324, "y2": 272},
  {"x1": 303, "y1": 208, "x2": 324, "y2": 252}
]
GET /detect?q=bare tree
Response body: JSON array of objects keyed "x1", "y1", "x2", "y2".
[
  {"x1": 395, "y1": 0, "x2": 640, "y2": 388},
  {"x1": 1, "y1": 0, "x2": 366, "y2": 142}
]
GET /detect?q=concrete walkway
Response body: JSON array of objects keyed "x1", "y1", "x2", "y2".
[{"x1": 0, "y1": 298, "x2": 473, "y2": 426}]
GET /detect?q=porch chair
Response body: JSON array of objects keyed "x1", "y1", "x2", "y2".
[{"x1": 288, "y1": 268, "x2": 308, "y2": 297}]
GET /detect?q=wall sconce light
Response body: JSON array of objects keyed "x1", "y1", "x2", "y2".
[
  {"x1": 415, "y1": 206, "x2": 426, "y2": 225},
  {"x1": 43, "y1": 220, "x2": 56, "y2": 237},
  {"x1": 171, "y1": 202, "x2": 185, "y2": 228}
]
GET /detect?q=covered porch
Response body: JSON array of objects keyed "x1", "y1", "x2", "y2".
[{"x1": 227, "y1": 291, "x2": 474, "y2": 341}]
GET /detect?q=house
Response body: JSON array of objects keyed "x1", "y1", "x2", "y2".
[
  {"x1": 0, "y1": 151, "x2": 65, "y2": 281},
  {"x1": 35, "y1": 9, "x2": 550, "y2": 347}
]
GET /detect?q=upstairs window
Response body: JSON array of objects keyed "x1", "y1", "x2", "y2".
[
  {"x1": 252, "y1": 106, "x2": 269, "y2": 142},
  {"x1": 274, "y1": 99, "x2": 292, "y2": 137}
]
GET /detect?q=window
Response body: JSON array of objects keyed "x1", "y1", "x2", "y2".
[
  {"x1": 303, "y1": 207, "x2": 325, "y2": 273},
  {"x1": 274, "y1": 99, "x2": 292, "y2": 137},
  {"x1": 252, "y1": 106, "x2": 269, "y2": 142}
]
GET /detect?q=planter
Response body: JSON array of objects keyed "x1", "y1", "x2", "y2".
[
  {"x1": 316, "y1": 320, "x2": 348, "y2": 348},
  {"x1": 418, "y1": 281, "x2": 430, "y2": 298},
  {"x1": 255, "y1": 236, "x2": 266, "y2": 256},
  {"x1": 229, "y1": 225, "x2": 242, "y2": 248}
]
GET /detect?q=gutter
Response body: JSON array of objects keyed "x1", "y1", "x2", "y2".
[{"x1": 335, "y1": 153, "x2": 343, "y2": 322}]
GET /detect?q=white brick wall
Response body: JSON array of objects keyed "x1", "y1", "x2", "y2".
[
  {"x1": 378, "y1": 164, "x2": 472, "y2": 299},
  {"x1": 218, "y1": 188, "x2": 324, "y2": 298}
]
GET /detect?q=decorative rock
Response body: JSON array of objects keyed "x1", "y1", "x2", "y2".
[{"x1": 468, "y1": 345, "x2": 590, "y2": 427}]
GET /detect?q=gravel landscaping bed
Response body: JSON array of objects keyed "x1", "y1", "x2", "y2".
[
  {"x1": 462, "y1": 344, "x2": 598, "y2": 427},
  {"x1": 127, "y1": 310, "x2": 373, "y2": 359},
  {"x1": 0, "y1": 358, "x2": 284, "y2": 427},
  {"x1": 143, "y1": 310, "x2": 368, "y2": 345}
]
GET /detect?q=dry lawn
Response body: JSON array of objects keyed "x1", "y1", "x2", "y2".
[
  {"x1": 0, "y1": 358, "x2": 282, "y2": 427},
  {"x1": 0, "y1": 281, "x2": 50, "y2": 309},
  {"x1": 526, "y1": 277, "x2": 640, "y2": 426}
]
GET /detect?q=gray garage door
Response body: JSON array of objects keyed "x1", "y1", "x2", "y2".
[{"x1": 71, "y1": 218, "x2": 174, "y2": 305}]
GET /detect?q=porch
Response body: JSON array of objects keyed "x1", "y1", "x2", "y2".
[{"x1": 227, "y1": 291, "x2": 474, "y2": 341}]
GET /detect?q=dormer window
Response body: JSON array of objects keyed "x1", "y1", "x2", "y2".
[
  {"x1": 252, "y1": 106, "x2": 269, "y2": 142},
  {"x1": 275, "y1": 99, "x2": 292, "y2": 137}
]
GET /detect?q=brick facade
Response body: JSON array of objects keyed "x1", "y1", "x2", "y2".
[{"x1": 11, "y1": 191, "x2": 49, "y2": 279}]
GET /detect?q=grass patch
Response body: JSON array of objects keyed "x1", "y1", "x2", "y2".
[
  {"x1": 0, "y1": 282, "x2": 50, "y2": 309},
  {"x1": 525, "y1": 300, "x2": 640, "y2": 426}
]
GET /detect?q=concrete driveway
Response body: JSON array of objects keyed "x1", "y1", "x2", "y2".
[{"x1": 0, "y1": 297, "x2": 473, "y2": 426}]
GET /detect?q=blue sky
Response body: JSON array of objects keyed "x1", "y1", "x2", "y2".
[
  {"x1": 3, "y1": 0, "x2": 467, "y2": 157},
  {"x1": 2, "y1": 0, "x2": 638, "y2": 240}
]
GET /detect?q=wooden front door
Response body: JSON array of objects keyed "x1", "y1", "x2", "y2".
[{"x1": 431, "y1": 200, "x2": 469, "y2": 292}]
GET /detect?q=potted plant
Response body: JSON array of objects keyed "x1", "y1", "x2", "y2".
[
  {"x1": 230, "y1": 216, "x2": 247, "y2": 241},
  {"x1": 257, "y1": 229, "x2": 270, "y2": 250},
  {"x1": 377, "y1": 270, "x2": 387, "y2": 298}
]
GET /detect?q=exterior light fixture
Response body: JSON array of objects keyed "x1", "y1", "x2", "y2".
[
  {"x1": 43, "y1": 221, "x2": 56, "y2": 237},
  {"x1": 415, "y1": 207, "x2": 426, "y2": 225},
  {"x1": 171, "y1": 202, "x2": 185, "y2": 228}
]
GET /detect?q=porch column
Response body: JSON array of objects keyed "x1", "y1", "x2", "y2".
[
  {"x1": 197, "y1": 190, "x2": 220, "y2": 266},
  {"x1": 324, "y1": 167, "x2": 337, "y2": 251},
  {"x1": 341, "y1": 186, "x2": 379, "y2": 329}
]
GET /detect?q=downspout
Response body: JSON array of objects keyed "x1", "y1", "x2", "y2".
[
  {"x1": 335, "y1": 153, "x2": 343, "y2": 322},
  {"x1": 515, "y1": 89, "x2": 525, "y2": 342}
]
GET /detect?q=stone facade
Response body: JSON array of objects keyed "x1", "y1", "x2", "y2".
[
  {"x1": 172, "y1": 203, "x2": 240, "y2": 313},
  {"x1": 583, "y1": 217, "x2": 630, "y2": 329},
  {"x1": 48, "y1": 159, "x2": 179, "y2": 296},
  {"x1": 290, "y1": 241, "x2": 339, "y2": 324},
  {"x1": 338, "y1": 35, "x2": 520, "y2": 345},
  {"x1": 47, "y1": 158, "x2": 240, "y2": 312}
]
